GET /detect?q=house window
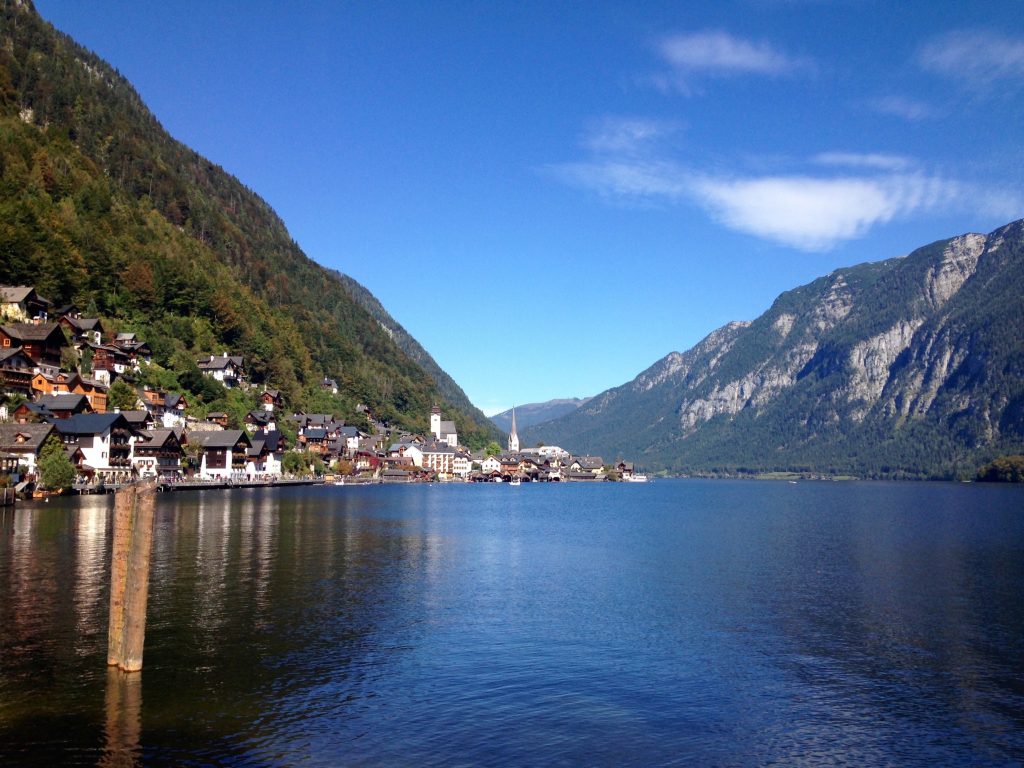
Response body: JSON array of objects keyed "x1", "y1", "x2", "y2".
[{"x1": 2, "y1": 339, "x2": 8, "y2": 347}]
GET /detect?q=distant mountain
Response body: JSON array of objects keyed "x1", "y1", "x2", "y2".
[
  {"x1": 0, "y1": 1, "x2": 499, "y2": 446},
  {"x1": 524, "y1": 220, "x2": 1024, "y2": 478},
  {"x1": 490, "y1": 398, "x2": 591, "y2": 434}
]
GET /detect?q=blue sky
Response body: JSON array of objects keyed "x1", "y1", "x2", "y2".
[{"x1": 37, "y1": 1, "x2": 1024, "y2": 415}]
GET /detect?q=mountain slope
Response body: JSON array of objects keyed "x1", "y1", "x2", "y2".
[
  {"x1": 333, "y1": 272, "x2": 497, "y2": 434},
  {"x1": 489, "y1": 398, "x2": 591, "y2": 434},
  {"x1": 0, "y1": 0, "x2": 499, "y2": 445},
  {"x1": 524, "y1": 220, "x2": 1024, "y2": 477}
]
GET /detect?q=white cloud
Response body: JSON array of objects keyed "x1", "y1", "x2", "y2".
[
  {"x1": 583, "y1": 116, "x2": 681, "y2": 156},
  {"x1": 549, "y1": 146, "x2": 1021, "y2": 251},
  {"x1": 654, "y1": 31, "x2": 811, "y2": 93},
  {"x1": 866, "y1": 95, "x2": 936, "y2": 121},
  {"x1": 549, "y1": 160, "x2": 688, "y2": 200},
  {"x1": 549, "y1": 110, "x2": 1023, "y2": 251},
  {"x1": 918, "y1": 30, "x2": 1024, "y2": 87},
  {"x1": 813, "y1": 152, "x2": 914, "y2": 172},
  {"x1": 690, "y1": 174, "x2": 959, "y2": 251}
]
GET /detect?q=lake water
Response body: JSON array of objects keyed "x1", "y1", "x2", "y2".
[{"x1": 1, "y1": 480, "x2": 1022, "y2": 766}]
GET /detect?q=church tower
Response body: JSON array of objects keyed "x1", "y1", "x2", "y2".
[
  {"x1": 430, "y1": 405, "x2": 441, "y2": 440},
  {"x1": 508, "y1": 406, "x2": 520, "y2": 453}
]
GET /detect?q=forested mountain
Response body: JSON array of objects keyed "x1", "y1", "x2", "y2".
[
  {"x1": 0, "y1": 0, "x2": 499, "y2": 446},
  {"x1": 489, "y1": 398, "x2": 591, "y2": 434},
  {"x1": 524, "y1": 220, "x2": 1024, "y2": 478}
]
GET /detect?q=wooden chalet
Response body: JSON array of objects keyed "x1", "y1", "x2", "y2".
[
  {"x1": 0, "y1": 423, "x2": 55, "y2": 476},
  {"x1": 34, "y1": 393, "x2": 94, "y2": 419},
  {"x1": 0, "y1": 347, "x2": 35, "y2": 396},
  {"x1": 58, "y1": 315, "x2": 104, "y2": 346},
  {"x1": 206, "y1": 412, "x2": 229, "y2": 428},
  {"x1": 259, "y1": 389, "x2": 283, "y2": 411},
  {"x1": 0, "y1": 323, "x2": 66, "y2": 371},
  {"x1": 133, "y1": 428, "x2": 185, "y2": 480}
]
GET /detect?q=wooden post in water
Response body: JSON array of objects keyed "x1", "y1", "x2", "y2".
[{"x1": 107, "y1": 477, "x2": 157, "y2": 672}]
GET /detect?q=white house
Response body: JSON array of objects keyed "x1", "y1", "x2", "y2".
[
  {"x1": 197, "y1": 353, "x2": 247, "y2": 388},
  {"x1": 53, "y1": 413, "x2": 137, "y2": 484},
  {"x1": 537, "y1": 445, "x2": 571, "y2": 463},
  {"x1": 245, "y1": 432, "x2": 285, "y2": 479},
  {"x1": 480, "y1": 455, "x2": 502, "y2": 474},
  {"x1": 453, "y1": 451, "x2": 473, "y2": 478},
  {"x1": 187, "y1": 429, "x2": 252, "y2": 481},
  {"x1": 389, "y1": 441, "x2": 423, "y2": 468}
]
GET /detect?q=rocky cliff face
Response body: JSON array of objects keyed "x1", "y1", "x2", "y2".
[{"x1": 523, "y1": 220, "x2": 1024, "y2": 477}]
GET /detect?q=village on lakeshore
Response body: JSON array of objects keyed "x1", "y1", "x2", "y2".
[{"x1": 0, "y1": 285, "x2": 645, "y2": 496}]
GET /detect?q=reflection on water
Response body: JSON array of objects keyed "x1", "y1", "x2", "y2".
[
  {"x1": 101, "y1": 668, "x2": 141, "y2": 768},
  {"x1": 0, "y1": 482, "x2": 1023, "y2": 766}
]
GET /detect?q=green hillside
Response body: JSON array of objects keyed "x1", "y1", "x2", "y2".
[{"x1": 0, "y1": 0, "x2": 499, "y2": 446}]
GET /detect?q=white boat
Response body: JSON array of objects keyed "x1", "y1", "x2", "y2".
[
  {"x1": 624, "y1": 474, "x2": 649, "y2": 483},
  {"x1": 509, "y1": 477, "x2": 522, "y2": 486}
]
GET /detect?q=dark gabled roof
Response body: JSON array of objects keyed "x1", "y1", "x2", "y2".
[
  {"x1": 136, "y1": 429, "x2": 181, "y2": 449},
  {"x1": 258, "y1": 430, "x2": 284, "y2": 452},
  {"x1": 0, "y1": 423, "x2": 55, "y2": 452},
  {"x1": 197, "y1": 354, "x2": 244, "y2": 370},
  {"x1": 118, "y1": 410, "x2": 152, "y2": 426},
  {"x1": 118, "y1": 341, "x2": 151, "y2": 355},
  {"x1": 0, "y1": 346, "x2": 34, "y2": 366},
  {"x1": 37, "y1": 393, "x2": 90, "y2": 411},
  {"x1": 207, "y1": 412, "x2": 228, "y2": 419},
  {"x1": 64, "y1": 316, "x2": 104, "y2": 333},
  {"x1": 53, "y1": 413, "x2": 130, "y2": 436},
  {"x1": 17, "y1": 402, "x2": 53, "y2": 418},
  {"x1": 0, "y1": 286, "x2": 50, "y2": 307},
  {"x1": 1, "y1": 285, "x2": 37, "y2": 304},
  {"x1": 0, "y1": 322, "x2": 65, "y2": 343},
  {"x1": 338, "y1": 426, "x2": 360, "y2": 438},
  {"x1": 187, "y1": 429, "x2": 251, "y2": 449},
  {"x1": 164, "y1": 393, "x2": 186, "y2": 409},
  {"x1": 303, "y1": 428, "x2": 327, "y2": 440},
  {"x1": 573, "y1": 456, "x2": 604, "y2": 469}
]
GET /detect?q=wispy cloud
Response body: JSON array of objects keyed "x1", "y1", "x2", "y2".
[
  {"x1": 547, "y1": 132, "x2": 1022, "y2": 251},
  {"x1": 582, "y1": 116, "x2": 682, "y2": 156},
  {"x1": 653, "y1": 30, "x2": 812, "y2": 93},
  {"x1": 918, "y1": 30, "x2": 1024, "y2": 88},
  {"x1": 813, "y1": 152, "x2": 914, "y2": 172},
  {"x1": 866, "y1": 95, "x2": 936, "y2": 121},
  {"x1": 550, "y1": 160, "x2": 688, "y2": 201}
]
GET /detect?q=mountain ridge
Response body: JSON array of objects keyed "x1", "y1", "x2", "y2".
[
  {"x1": 489, "y1": 398, "x2": 592, "y2": 434},
  {"x1": 524, "y1": 220, "x2": 1024, "y2": 478}
]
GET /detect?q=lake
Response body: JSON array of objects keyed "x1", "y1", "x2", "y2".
[{"x1": 1, "y1": 480, "x2": 1022, "y2": 766}]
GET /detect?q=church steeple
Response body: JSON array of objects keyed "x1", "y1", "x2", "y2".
[{"x1": 508, "y1": 405, "x2": 520, "y2": 453}]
